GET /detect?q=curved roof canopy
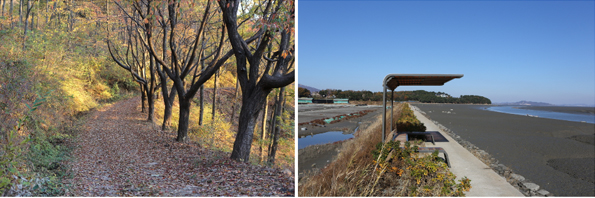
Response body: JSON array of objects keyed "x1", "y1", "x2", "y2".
[
  {"x1": 383, "y1": 74, "x2": 464, "y2": 90},
  {"x1": 381, "y1": 73, "x2": 463, "y2": 142}
]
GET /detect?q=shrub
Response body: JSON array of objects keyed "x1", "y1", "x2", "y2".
[
  {"x1": 396, "y1": 104, "x2": 426, "y2": 132},
  {"x1": 371, "y1": 140, "x2": 471, "y2": 196}
]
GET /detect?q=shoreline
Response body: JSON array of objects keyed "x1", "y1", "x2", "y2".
[{"x1": 517, "y1": 105, "x2": 595, "y2": 115}]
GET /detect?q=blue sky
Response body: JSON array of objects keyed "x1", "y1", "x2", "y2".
[{"x1": 297, "y1": 1, "x2": 595, "y2": 106}]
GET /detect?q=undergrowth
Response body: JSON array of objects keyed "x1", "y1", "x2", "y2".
[{"x1": 0, "y1": 1, "x2": 136, "y2": 195}]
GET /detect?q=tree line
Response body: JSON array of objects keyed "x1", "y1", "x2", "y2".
[
  {"x1": 105, "y1": 0, "x2": 294, "y2": 163},
  {"x1": 300, "y1": 89, "x2": 491, "y2": 104}
]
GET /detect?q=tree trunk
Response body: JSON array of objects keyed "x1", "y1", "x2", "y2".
[
  {"x1": 177, "y1": 98, "x2": 191, "y2": 142},
  {"x1": 19, "y1": 0, "x2": 22, "y2": 26},
  {"x1": 199, "y1": 85, "x2": 204, "y2": 126},
  {"x1": 268, "y1": 90, "x2": 278, "y2": 144},
  {"x1": 9, "y1": 0, "x2": 12, "y2": 28},
  {"x1": 53, "y1": 0, "x2": 58, "y2": 27},
  {"x1": 259, "y1": 95, "x2": 268, "y2": 162},
  {"x1": 31, "y1": 1, "x2": 34, "y2": 31},
  {"x1": 161, "y1": 85, "x2": 176, "y2": 130},
  {"x1": 268, "y1": 86, "x2": 286, "y2": 165},
  {"x1": 22, "y1": 0, "x2": 31, "y2": 51},
  {"x1": 230, "y1": 78, "x2": 239, "y2": 123},
  {"x1": 140, "y1": 83, "x2": 146, "y2": 112},
  {"x1": 22, "y1": 0, "x2": 28, "y2": 34},
  {"x1": 68, "y1": 0, "x2": 73, "y2": 31},
  {"x1": 231, "y1": 87, "x2": 268, "y2": 162},
  {"x1": 145, "y1": 84, "x2": 155, "y2": 122},
  {"x1": 146, "y1": 55, "x2": 156, "y2": 122},
  {"x1": 1, "y1": 0, "x2": 5, "y2": 18},
  {"x1": 211, "y1": 70, "x2": 218, "y2": 122},
  {"x1": 45, "y1": 0, "x2": 48, "y2": 26}
]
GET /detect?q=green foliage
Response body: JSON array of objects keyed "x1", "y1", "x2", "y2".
[
  {"x1": 397, "y1": 104, "x2": 427, "y2": 132},
  {"x1": 0, "y1": 93, "x2": 46, "y2": 195},
  {"x1": 370, "y1": 140, "x2": 471, "y2": 196}
]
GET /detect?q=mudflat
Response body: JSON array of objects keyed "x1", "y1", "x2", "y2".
[{"x1": 412, "y1": 103, "x2": 595, "y2": 196}]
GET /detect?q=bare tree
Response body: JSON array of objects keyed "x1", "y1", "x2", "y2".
[
  {"x1": 125, "y1": 0, "x2": 256, "y2": 141},
  {"x1": 219, "y1": 0, "x2": 295, "y2": 162},
  {"x1": 107, "y1": 12, "x2": 157, "y2": 122}
]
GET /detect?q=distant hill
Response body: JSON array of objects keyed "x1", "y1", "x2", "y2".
[
  {"x1": 495, "y1": 100, "x2": 553, "y2": 106},
  {"x1": 298, "y1": 84, "x2": 320, "y2": 93}
]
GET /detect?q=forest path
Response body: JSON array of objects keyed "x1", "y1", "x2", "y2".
[{"x1": 63, "y1": 96, "x2": 294, "y2": 196}]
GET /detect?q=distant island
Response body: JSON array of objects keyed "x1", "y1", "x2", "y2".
[{"x1": 298, "y1": 85, "x2": 491, "y2": 104}]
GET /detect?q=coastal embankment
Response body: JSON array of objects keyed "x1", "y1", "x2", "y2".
[{"x1": 412, "y1": 103, "x2": 595, "y2": 196}]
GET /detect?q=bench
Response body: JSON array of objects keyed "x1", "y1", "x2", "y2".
[
  {"x1": 392, "y1": 132, "x2": 436, "y2": 145},
  {"x1": 417, "y1": 147, "x2": 450, "y2": 168},
  {"x1": 391, "y1": 133, "x2": 451, "y2": 168}
]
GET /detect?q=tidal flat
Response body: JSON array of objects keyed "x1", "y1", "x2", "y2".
[{"x1": 412, "y1": 103, "x2": 595, "y2": 196}]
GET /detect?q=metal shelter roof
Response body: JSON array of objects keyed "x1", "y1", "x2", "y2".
[
  {"x1": 382, "y1": 74, "x2": 463, "y2": 142},
  {"x1": 383, "y1": 74, "x2": 464, "y2": 90}
]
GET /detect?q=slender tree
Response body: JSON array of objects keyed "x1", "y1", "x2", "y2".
[
  {"x1": 107, "y1": 13, "x2": 157, "y2": 122},
  {"x1": 211, "y1": 68, "x2": 218, "y2": 122},
  {"x1": 259, "y1": 94, "x2": 269, "y2": 162},
  {"x1": 9, "y1": 0, "x2": 12, "y2": 28},
  {"x1": 1, "y1": 0, "x2": 5, "y2": 18},
  {"x1": 268, "y1": 85, "x2": 288, "y2": 165}
]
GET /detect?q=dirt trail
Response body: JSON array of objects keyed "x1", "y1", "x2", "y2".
[{"x1": 63, "y1": 97, "x2": 293, "y2": 196}]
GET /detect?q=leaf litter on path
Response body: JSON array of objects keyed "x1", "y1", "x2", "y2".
[{"x1": 63, "y1": 97, "x2": 294, "y2": 196}]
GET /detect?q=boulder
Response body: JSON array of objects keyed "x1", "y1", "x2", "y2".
[
  {"x1": 522, "y1": 182, "x2": 540, "y2": 192},
  {"x1": 536, "y1": 189, "x2": 550, "y2": 196},
  {"x1": 510, "y1": 173, "x2": 525, "y2": 182}
]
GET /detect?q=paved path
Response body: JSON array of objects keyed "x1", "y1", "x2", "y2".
[{"x1": 412, "y1": 107, "x2": 524, "y2": 196}]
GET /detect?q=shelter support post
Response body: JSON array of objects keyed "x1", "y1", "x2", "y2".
[
  {"x1": 390, "y1": 90, "x2": 394, "y2": 133},
  {"x1": 382, "y1": 85, "x2": 387, "y2": 143}
]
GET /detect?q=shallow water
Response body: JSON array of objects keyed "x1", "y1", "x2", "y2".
[
  {"x1": 298, "y1": 131, "x2": 354, "y2": 149},
  {"x1": 485, "y1": 106, "x2": 595, "y2": 124}
]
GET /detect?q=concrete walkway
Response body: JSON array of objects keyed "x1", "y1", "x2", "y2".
[{"x1": 411, "y1": 107, "x2": 524, "y2": 197}]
